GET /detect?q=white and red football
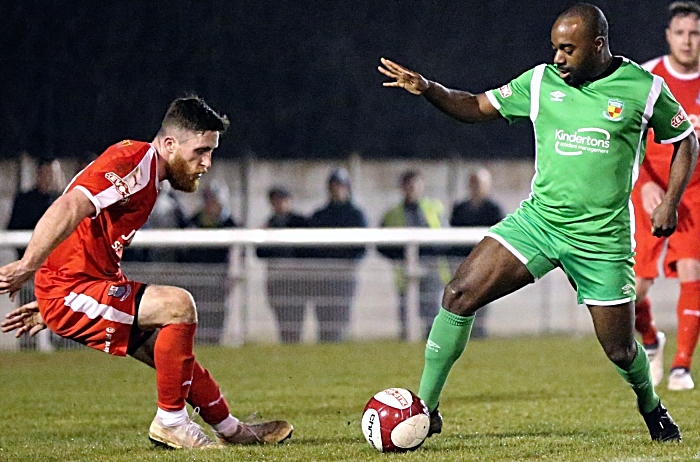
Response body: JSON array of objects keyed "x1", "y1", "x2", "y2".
[{"x1": 361, "y1": 387, "x2": 430, "y2": 452}]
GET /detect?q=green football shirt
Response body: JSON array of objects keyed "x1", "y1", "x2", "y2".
[{"x1": 485, "y1": 58, "x2": 694, "y2": 254}]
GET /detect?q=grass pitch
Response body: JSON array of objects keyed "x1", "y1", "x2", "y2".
[{"x1": 1, "y1": 336, "x2": 699, "y2": 461}]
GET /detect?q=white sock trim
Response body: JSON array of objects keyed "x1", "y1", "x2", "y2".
[
  {"x1": 213, "y1": 415, "x2": 239, "y2": 435},
  {"x1": 156, "y1": 407, "x2": 189, "y2": 427}
]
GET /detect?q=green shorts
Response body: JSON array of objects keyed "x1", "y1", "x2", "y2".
[{"x1": 487, "y1": 207, "x2": 635, "y2": 305}]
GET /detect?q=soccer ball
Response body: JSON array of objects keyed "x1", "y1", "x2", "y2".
[{"x1": 361, "y1": 388, "x2": 430, "y2": 452}]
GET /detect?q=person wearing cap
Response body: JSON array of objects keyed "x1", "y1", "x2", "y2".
[
  {"x1": 256, "y1": 186, "x2": 309, "y2": 343},
  {"x1": 304, "y1": 168, "x2": 368, "y2": 342},
  {"x1": 379, "y1": 169, "x2": 450, "y2": 340}
]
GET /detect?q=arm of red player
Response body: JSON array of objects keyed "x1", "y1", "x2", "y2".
[{"x1": 0, "y1": 189, "x2": 96, "y2": 300}]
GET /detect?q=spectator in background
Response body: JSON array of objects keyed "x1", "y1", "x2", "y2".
[
  {"x1": 7, "y1": 158, "x2": 62, "y2": 349},
  {"x1": 179, "y1": 181, "x2": 237, "y2": 345},
  {"x1": 7, "y1": 159, "x2": 61, "y2": 249},
  {"x1": 449, "y1": 167, "x2": 504, "y2": 338},
  {"x1": 379, "y1": 170, "x2": 450, "y2": 340},
  {"x1": 181, "y1": 181, "x2": 237, "y2": 263},
  {"x1": 305, "y1": 168, "x2": 367, "y2": 342},
  {"x1": 256, "y1": 186, "x2": 309, "y2": 343}
]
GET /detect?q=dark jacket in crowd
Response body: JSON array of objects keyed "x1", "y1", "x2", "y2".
[
  {"x1": 179, "y1": 213, "x2": 237, "y2": 264},
  {"x1": 304, "y1": 200, "x2": 367, "y2": 259},
  {"x1": 7, "y1": 188, "x2": 59, "y2": 258},
  {"x1": 449, "y1": 198, "x2": 504, "y2": 257},
  {"x1": 256, "y1": 212, "x2": 309, "y2": 259}
]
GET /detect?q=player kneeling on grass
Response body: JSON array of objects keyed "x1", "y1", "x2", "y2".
[
  {"x1": 378, "y1": 3, "x2": 698, "y2": 442},
  {"x1": 0, "y1": 96, "x2": 293, "y2": 450}
]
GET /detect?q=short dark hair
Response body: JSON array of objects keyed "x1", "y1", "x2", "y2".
[
  {"x1": 400, "y1": 169, "x2": 422, "y2": 186},
  {"x1": 558, "y1": 3, "x2": 609, "y2": 40},
  {"x1": 268, "y1": 186, "x2": 291, "y2": 200},
  {"x1": 669, "y1": 1, "x2": 700, "y2": 23},
  {"x1": 160, "y1": 95, "x2": 230, "y2": 134}
]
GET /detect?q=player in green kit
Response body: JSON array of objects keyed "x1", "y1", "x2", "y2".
[{"x1": 379, "y1": 3, "x2": 698, "y2": 442}]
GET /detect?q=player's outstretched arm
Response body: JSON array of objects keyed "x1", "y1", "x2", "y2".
[
  {"x1": 378, "y1": 57, "x2": 501, "y2": 124},
  {"x1": 0, "y1": 189, "x2": 96, "y2": 299},
  {"x1": 0, "y1": 301, "x2": 46, "y2": 338},
  {"x1": 651, "y1": 133, "x2": 699, "y2": 237}
]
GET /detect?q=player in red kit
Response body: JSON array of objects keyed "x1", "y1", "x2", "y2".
[
  {"x1": 0, "y1": 96, "x2": 293, "y2": 449},
  {"x1": 635, "y1": 1, "x2": 700, "y2": 391}
]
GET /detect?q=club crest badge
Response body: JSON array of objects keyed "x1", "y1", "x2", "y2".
[{"x1": 603, "y1": 99, "x2": 624, "y2": 122}]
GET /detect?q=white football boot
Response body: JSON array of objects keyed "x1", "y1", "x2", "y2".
[
  {"x1": 668, "y1": 368, "x2": 695, "y2": 391},
  {"x1": 149, "y1": 408, "x2": 223, "y2": 449}
]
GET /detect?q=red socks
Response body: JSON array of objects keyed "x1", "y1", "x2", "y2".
[
  {"x1": 635, "y1": 297, "x2": 659, "y2": 346},
  {"x1": 672, "y1": 281, "x2": 700, "y2": 370},
  {"x1": 154, "y1": 323, "x2": 196, "y2": 412},
  {"x1": 187, "y1": 361, "x2": 231, "y2": 425}
]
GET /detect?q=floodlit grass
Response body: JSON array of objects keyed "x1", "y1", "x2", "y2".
[{"x1": 1, "y1": 336, "x2": 699, "y2": 461}]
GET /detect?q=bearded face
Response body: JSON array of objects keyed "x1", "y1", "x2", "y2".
[
  {"x1": 163, "y1": 130, "x2": 219, "y2": 192},
  {"x1": 165, "y1": 153, "x2": 202, "y2": 193}
]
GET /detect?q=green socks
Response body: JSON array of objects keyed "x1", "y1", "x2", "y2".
[
  {"x1": 418, "y1": 307, "x2": 474, "y2": 411},
  {"x1": 615, "y1": 340, "x2": 660, "y2": 414}
]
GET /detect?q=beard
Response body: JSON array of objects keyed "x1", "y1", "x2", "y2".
[{"x1": 165, "y1": 154, "x2": 201, "y2": 193}]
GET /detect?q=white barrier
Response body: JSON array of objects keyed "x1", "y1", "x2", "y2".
[{"x1": 0, "y1": 229, "x2": 682, "y2": 349}]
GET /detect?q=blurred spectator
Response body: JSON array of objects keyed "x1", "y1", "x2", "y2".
[
  {"x1": 179, "y1": 182, "x2": 237, "y2": 345},
  {"x1": 379, "y1": 169, "x2": 450, "y2": 340},
  {"x1": 305, "y1": 167, "x2": 368, "y2": 342},
  {"x1": 7, "y1": 159, "x2": 61, "y2": 249},
  {"x1": 449, "y1": 167, "x2": 505, "y2": 338},
  {"x1": 256, "y1": 186, "x2": 309, "y2": 343},
  {"x1": 181, "y1": 182, "x2": 237, "y2": 263},
  {"x1": 7, "y1": 157, "x2": 62, "y2": 349},
  {"x1": 450, "y1": 167, "x2": 504, "y2": 238}
]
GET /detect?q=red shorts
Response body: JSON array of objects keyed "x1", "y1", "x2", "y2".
[
  {"x1": 633, "y1": 187, "x2": 700, "y2": 279},
  {"x1": 37, "y1": 279, "x2": 150, "y2": 356}
]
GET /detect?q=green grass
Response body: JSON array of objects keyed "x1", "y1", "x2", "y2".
[{"x1": 1, "y1": 336, "x2": 699, "y2": 461}]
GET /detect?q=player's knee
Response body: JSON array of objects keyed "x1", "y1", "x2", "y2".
[
  {"x1": 603, "y1": 342, "x2": 636, "y2": 368},
  {"x1": 442, "y1": 280, "x2": 479, "y2": 317},
  {"x1": 163, "y1": 287, "x2": 198, "y2": 324}
]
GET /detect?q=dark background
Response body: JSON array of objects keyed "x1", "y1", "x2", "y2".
[{"x1": 0, "y1": 1, "x2": 670, "y2": 161}]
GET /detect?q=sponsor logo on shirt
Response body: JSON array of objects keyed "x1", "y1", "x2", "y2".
[
  {"x1": 671, "y1": 107, "x2": 688, "y2": 128},
  {"x1": 550, "y1": 90, "x2": 566, "y2": 102},
  {"x1": 105, "y1": 172, "x2": 131, "y2": 198},
  {"x1": 554, "y1": 127, "x2": 611, "y2": 156},
  {"x1": 108, "y1": 284, "x2": 132, "y2": 302},
  {"x1": 498, "y1": 84, "x2": 512, "y2": 98},
  {"x1": 603, "y1": 99, "x2": 624, "y2": 121}
]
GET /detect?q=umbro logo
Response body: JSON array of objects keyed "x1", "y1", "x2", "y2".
[
  {"x1": 550, "y1": 91, "x2": 566, "y2": 102},
  {"x1": 426, "y1": 339, "x2": 441, "y2": 353},
  {"x1": 621, "y1": 284, "x2": 634, "y2": 295}
]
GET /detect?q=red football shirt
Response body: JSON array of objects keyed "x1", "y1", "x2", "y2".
[
  {"x1": 35, "y1": 140, "x2": 160, "y2": 299},
  {"x1": 640, "y1": 56, "x2": 700, "y2": 192}
]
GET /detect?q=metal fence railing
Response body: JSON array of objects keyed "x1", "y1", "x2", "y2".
[{"x1": 3, "y1": 228, "x2": 680, "y2": 350}]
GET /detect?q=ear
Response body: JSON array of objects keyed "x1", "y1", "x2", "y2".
[
  {"x1": 163, "y1": 136, "x2": 178, "y2": 156},
  {"x1": 665, "y1": 27, "x2": 672, "y2": 47},
  {"x1": 594, "y1": 36, "x2": 605, "y2": 53}
]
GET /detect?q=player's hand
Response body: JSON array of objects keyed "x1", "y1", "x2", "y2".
[
  {"x1": 640, "y1": 181, "x2": 665, "y2": 216},
  {"x1": 0, "y1": 301, "x2": 46, "y2": 338},
  {"x1": 650, "y1": 200, "x2": 678, "y2": 237},
  {"x1": 0, "y1": 260, "x2": 36, "y2": 301},
  {"x1": 378, "y1": 58, "x2": 430, "y2": 95}
]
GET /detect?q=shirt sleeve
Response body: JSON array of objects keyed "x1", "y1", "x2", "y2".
[
  {"x1": 484, "y1": 67, "x2": 535, "y2": 124},
  {"x1": 649, "y1": 80, "x2": 694, "y2": 144},
  {"x1": 68, "y1": 141, "x2": 155, "y2": 216}
]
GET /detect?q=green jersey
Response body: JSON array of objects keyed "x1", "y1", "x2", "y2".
[{"x1": 485, "y1": 58, "x2": 693, "y2": 254}]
